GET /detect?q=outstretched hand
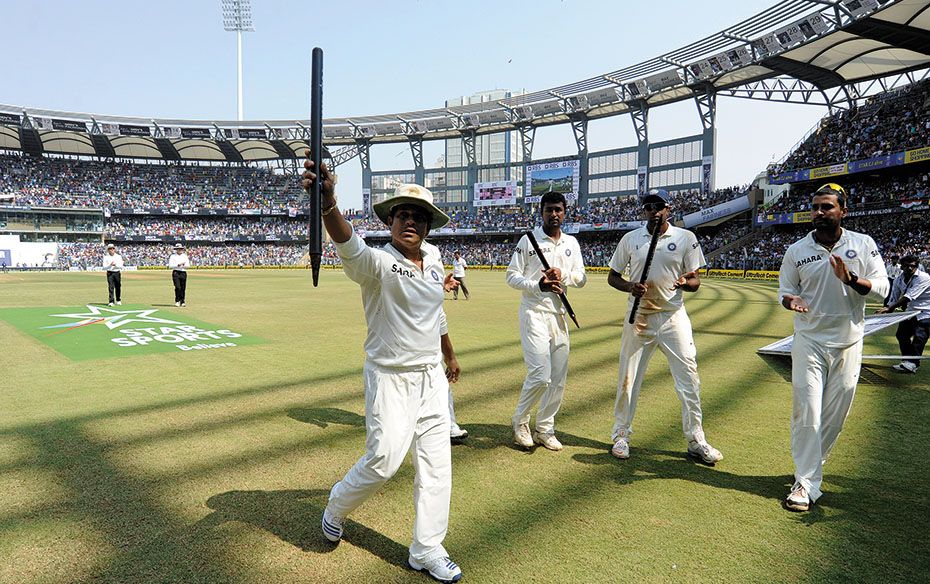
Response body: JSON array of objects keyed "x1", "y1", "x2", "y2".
[
  {"x1": 829, "y1": 254, "x2": 852, "y2": 283},
  {"x1": 783, "y1": 294, "x2": 809, "y2": 313},
  {"x1": 444, "y1": 273, "x2": 459, "y2": 293}
]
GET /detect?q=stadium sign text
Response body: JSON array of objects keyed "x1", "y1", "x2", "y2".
[{"x1": 0, "y1": 304, "x2": 265, "y2": 361}]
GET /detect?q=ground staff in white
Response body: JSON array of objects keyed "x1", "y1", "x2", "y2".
[
  {"x1": 303, "y1": 155, "x2": 464, "y2": 584},
  {"x1": 606, "y1": 189, "x2": 723, "y2": 464},
  {"x1": 506, "y1": 191, "x2": 586, "y2": 451},
  {"x1": 103, "y1": 243, "x2": 123, "y2": 306},
  {"x1": 779, "y1": 183, "x2": 888, "y2": 512},
  {"x1": 877, "y1": 254, "x2": 930, "y2": 374}
]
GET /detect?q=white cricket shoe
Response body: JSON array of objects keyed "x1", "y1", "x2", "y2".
[
  {"x1": 611, "y1": 429, "x2": 630, "y2": 459},
  {"x1": 175, "y1": 302, "x2": 180, "y2": 307},
  {"x1": 450, "y1": 424, "x2": 468, "y2": 441},
  {"x1": 532, "y1": 430, "x2": 563, "y2": 451},
  {"x1": 408, "y1": 555, "x2": 462, "y2": 583},
  {"x1": 321, "y1": 508, "x2": 344, "y2": 543},
  {"x1": 107, "y1": 302, "x2": 114, "y2": 307},
  {"x1": 688, "y1": 439, "x2": 723, "y2": 464},
  {"x1": 181, "y1": 302, "x2": 186, "y2": 307},
  {"x1": 116, "y1": 301, "x2": 121, "y2": 305},
  {"x1": 513, "y1": 422, "x2": 533, "y2": 449},
  {"x1": 785, "y1": 483, "x2": 810, "y2": 512},
  {"x1": 893, "y1": 361, "x2": 917, "y2": 374}
]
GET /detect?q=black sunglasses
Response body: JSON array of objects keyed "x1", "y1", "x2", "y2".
[{"x1": 643, "y1": 202, "x2": 667, "y2": 212}]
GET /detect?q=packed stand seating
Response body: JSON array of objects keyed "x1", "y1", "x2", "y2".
[
  {"x1": 58, "y1": 242, "x2": 308, "y2": 269},
  {"x1": 765, "y1": 166, "x2": 930, "y2": 213},
  {"x1": 106, "y1": 216, "x2": 307, "y2": 238},
  {"x1": 0, "y1": 154, "x2": 305, "y2": 210},
  {"x1": 707, "y1": 211, "x2": 930, "y2": 271},
  {"x1": 774, "y1": 79, "x2": 930, "y2": 173}
]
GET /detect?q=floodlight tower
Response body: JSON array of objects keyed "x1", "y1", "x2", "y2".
[{"x1": 221, "y1": 0, "x2": 254, "y2": 121}]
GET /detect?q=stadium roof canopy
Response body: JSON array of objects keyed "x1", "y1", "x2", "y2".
[{"x1": 2, "y1": 0, "x2": 930, "y2": 164}]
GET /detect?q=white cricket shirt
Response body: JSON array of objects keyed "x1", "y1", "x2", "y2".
[
  {"x1": 889, "y1": 268, "x2": 930, "y2": 321},
  {"x1": 778, "y1": 228, "x2": 889, "y2": 347},
  {"x1": 168, "y1": 253, "x2": 190, "y2": 271},
  {"x1": 506, "y1": 227, "x2": 587, "y2": 314},
  {"x1": 452, "y1": 257, "x2": 467, "y2": 278},
  {"x1": 103, "y1": 253, "x2": 124, "y2": 272},
  {"x1": 610, "y1": 224, "x2": 705, "y2": 314},
  {"x1": 335, "y1": 232, "x2": 448, "y2": 368}
]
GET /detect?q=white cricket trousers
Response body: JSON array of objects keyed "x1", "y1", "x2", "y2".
[
  {"x1": 790, "y1": 334, "x2": 863, "y2": 503},
  {"x1": 612, "y1": 307, "x2": 704, "y2": 442},
  {"x1": 327, "y1": 361, "x2": 452, "y2": 562},
  {"x1": 513, "y1": 308, "x2": 570, "y2": 434}
]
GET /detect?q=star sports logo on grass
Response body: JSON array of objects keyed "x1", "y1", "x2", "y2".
[{"x1": 0, "y1": 304, "x2": 265, "y2": 361}]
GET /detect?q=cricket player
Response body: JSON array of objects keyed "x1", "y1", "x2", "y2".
[
  {"x1": 303, "y1": 155, "x2": 464, "y2": 583},
  {"x1": 779, "y1": 183, "x2": 889, "y2": 512},
  {"x1": 103, "y1": 243, "x2": 123, "y2": 306},
  {"x1": 876, "y1": 254, "x2": 930, "y2": 373},
  {"x1": 607, "y1": 188, "x2": 723, "y2": 464},
  {"x1": 168, "y1": 243, "x2": 190, "y2": 307},
  {"x1": 506, "y1": 191, "x2": 587, "y2": 451},
  {"x1": 451, "y1": 251, "x2": 469, "y2": 300}
]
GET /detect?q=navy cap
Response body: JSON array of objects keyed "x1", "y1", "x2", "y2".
[{"x1": 640, "y1": 188, "x2": 671, "y2": 204}]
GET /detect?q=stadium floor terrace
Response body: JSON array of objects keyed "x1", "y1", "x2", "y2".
[{"x1": 0, "y1": 270, "x2": 927, "y2": 583}]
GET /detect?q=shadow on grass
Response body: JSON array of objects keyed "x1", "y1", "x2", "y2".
[
  {"x1": 198, "y1": 489, "x2": 408, "y2": 568},
  {"x1": 287, "y1": 407, "x2": 365, "y2": 428},
  {"x1": 450, "y1": 423, "x2": 611, "y2": 453}
]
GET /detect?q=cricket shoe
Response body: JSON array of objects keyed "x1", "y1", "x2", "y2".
[
  {"x1": 175, "y1": 302, "x2": 180, "y2": 307},
  {"x1": 450, "y1": 424, "x2": 469, "y2": 441},
  {"x1": 408, "y1": 555, "x2": 462, "y2": 583},
  {"x1": 785, "y1": 483, "x2": 810, "y2": 512},
  {"x1": 107, "y1": 302, "x2": 114, "y2": 307},
  {"x1": 892, "y1": 362, "x2": 917, "y2": 374},
  {"x1": 321, "y1": 508, "x2": 344, "y2": 543},
  {"x1": 687, "y1": 439, "x2": 723, "y2": 465},
  {"x1": 181, "y1": 302, "x2": 186, "y2": 307},
  {"x1": 611, "y1": 429, "x2": 630, "y2": 459},
  {"x1": 532, "y1": 430, "x2": 563, "y2": 451},
  {"x1": 116, "y1": 301, "x2": 121, "y2": 305},
  {"x1": 513, "y1": 422, "x2": 533, "y2": 449}
]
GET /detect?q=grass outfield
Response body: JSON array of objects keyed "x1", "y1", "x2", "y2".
[{"x1": 0, "y1": 269, "x2": 927, "y2": 584}]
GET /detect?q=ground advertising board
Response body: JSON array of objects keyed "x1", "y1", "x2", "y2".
[{"x1": 757, "y1": 312, "x2": 919, "y2": 356}]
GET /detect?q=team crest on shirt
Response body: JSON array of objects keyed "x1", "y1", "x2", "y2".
[
  {"x1": 565, "y1": 249, "x2": 572, "y2": 256},
  {"x1": 845, "y1": 250, "x2": 858, "y2": 259},
  {"x1": 667, "y1": 243, "x2": 677, "y2": 251},
  {"x1": 430, "y1": 269, "x2": 441, "y2": 282}
]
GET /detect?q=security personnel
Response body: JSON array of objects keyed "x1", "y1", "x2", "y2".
[
  {"x1": 506, "y1": 191, "x2": 587, "y2": 452},
  {"x1": 607, "y1": 188, "x2": 723, "y2": 465},
  {"x1": 303, "y1": 155, "x2": 464, "y2": 584},
  {"x1": 779, "y1": 183, "x2": 888, "y2": 512},
  {"x1": 168, "y1": 243, "x2": 190, "y2": 307},
  {"x1": 103, "y1": 243, "x2": 123, "y2": 306}
]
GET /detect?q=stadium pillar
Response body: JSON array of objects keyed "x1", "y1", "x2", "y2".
[
  {"x1": 518, "y1": 124, "x2": 535, "y2": 200},
  {"x1": 462, "y1": 129, "x2": 478, "y2": 193},
  {"x1": 570, "y1": 114, "x2": 589, "y2": 205},
  {"x1": 409, "y1": 136, "x2": 425, "y2": 185},
  {"x1": 695, "y1": 88, "x2": 717, "y2": 193},
  {"x1": 357, "y1": 139, "x2": 372, "y2": 208},
  {"x1": 631, "y1": 103, "x2": 649, "y2": 194}
]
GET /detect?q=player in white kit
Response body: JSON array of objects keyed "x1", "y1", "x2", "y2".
[
  {"x1": 303, "y1": 156, "x2": 464, "y2": 583},
  {"x1": 506, "y1": 191, "x2": 587, "y2": 451},
  {"x1": 607, "y1": 189, "x2": 723, "y2": 464},
  {"x1": 778, "y1": 183, "x2": 889, "y2": 512}
]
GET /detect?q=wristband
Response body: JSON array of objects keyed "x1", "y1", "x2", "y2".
[{"x1": 321, "y1": 197, "x2": 338, "y2": 216}]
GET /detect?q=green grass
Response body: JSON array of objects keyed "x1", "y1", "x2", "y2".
[{"x1": 0, "y1": 269, "x2": 927, "y2": 583}]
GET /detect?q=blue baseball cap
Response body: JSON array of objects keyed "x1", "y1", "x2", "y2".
[{"x1": 640, "y1": 188, "x2": 671, "y2": 204}]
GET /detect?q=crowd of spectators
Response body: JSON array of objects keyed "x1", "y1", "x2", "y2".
[
  {"x1": 57, "y1": 242, "x2": 308, "y2": 269},
  {"x1": 773, "y1": 79, "x2": 930, "y2": 173},
  {"x1": 708, "y1": 211, "x2": 930, "y2": 271},
  {"x1": 765, "y1": 167, "x2": 930, "y2": 214},
  {"x1": 106, "y1": 216, "x2": 306, "y2": 238},
  {"x1": 1, "y1": 154, "x2": 305, "y2": 210}
]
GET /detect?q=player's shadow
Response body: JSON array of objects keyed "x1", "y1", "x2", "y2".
[
  {"x1": 287, "y1": 407, "x2": 365, "y2": 429},
  {"x1": 758, "y1": 354, "x2": 793, "y2": 383},
  {"x1": 195, "y1": 489, "x2": 408, "y2": 566},
  {"x1": 452, "y1": 423, "x2": 612, "y2": 453},
  {"x1": 150, "y1": 303, "x2": 178, "y2": 307}
]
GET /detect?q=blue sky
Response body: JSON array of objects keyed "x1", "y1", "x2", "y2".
[{"x1": 2, "y1": 1, "x2": 826, "y2": 209}]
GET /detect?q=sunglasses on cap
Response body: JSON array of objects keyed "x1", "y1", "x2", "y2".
[
  {"x1": 643, "y1": 201, "x2": 667, "y2": 212},
  {"x1": 392, "y1": 208, "x2": 431, "y2": 224},
  {"x1": 816, "y1": 183, "x2": 847, "y2": 197}
]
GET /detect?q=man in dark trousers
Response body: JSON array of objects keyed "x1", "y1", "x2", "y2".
[
  {"x1": 103, "y1": 243, "x2": 123, "y2": 306},
  {"x1": 168, "y1": 243, "x2": 190, "y2": 307},
  {"x1": 877, "y1": 255, "x2": 930, "y2": 373}
]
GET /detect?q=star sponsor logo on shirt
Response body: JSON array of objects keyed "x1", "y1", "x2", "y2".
[{"x1": 0, "y1": 304, "x2": 265, "y2": 361}]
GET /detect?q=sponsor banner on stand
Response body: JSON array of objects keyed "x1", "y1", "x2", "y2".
[
  {"x1": 51, "y1": 119, "x2": 88, "y2": 132},
  {"x1": 706, "y1": 269, "x2": 746, "y2": 278},
  {"x1": 0, "y1": 304, "x2": 265, "y2": 360},
  {"x1": 744, "y1": 270, "x2": 779, "y2": 281},
  {"x1": 905, "y1": 146, "x2": 930, "y2": 164},
  {"x1": 681, "y1": 194, "x2": 751, "y2": 228}
]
